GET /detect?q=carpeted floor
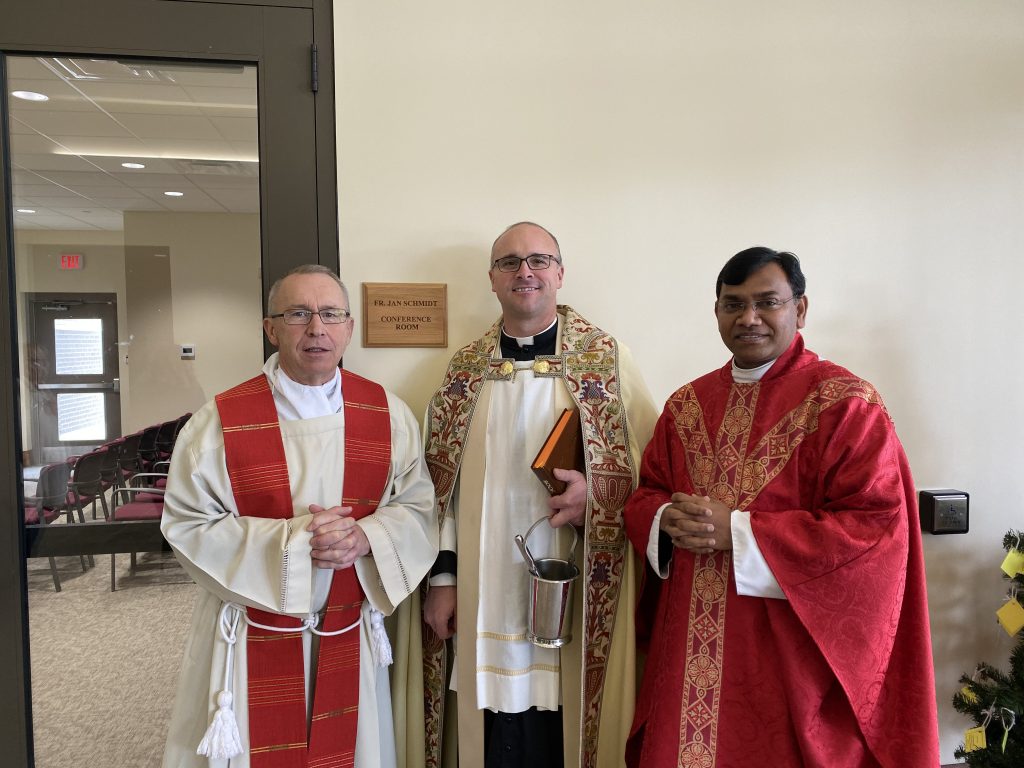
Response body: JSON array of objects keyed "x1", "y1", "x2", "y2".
[{"x1": 26, "y1": 551, "x2": 196, "y2": 768}]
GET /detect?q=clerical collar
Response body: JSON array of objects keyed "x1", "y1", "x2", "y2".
[
  {"x1": 500, "y1": 318, "x2": 558, "y2": 361},
  {"x1": 732, "y1": 357, "x2": 776, "y2": 383},
  {"x1": 263, "y1": 353, "x2": 342, "y2": 420}
]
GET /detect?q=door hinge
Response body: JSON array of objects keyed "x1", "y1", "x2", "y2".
[{"x1": 311, "y1": 43, "x2": 319, "y2": 93}]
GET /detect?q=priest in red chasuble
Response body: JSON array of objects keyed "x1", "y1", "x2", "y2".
[
  {"x1": 624, "y1": 247, "x2": 938, "y2": 768},
  {"x1": 162, "y1": 265, "x2": 437, "y2": 768}
]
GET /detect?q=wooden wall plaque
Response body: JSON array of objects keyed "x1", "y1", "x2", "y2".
[{"x1": 361, "y1": 282, "x2": 448, "y2": 348}]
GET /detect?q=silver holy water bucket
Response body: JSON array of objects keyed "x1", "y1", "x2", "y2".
[{"x1": 515, "y1": 517, "x2": 580, "y2": 649}]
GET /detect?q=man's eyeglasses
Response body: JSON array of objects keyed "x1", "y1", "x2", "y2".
[
  {"x1": 268, "y1": 309, "x2": 352, "y2": 325},
  {"x1": 716, "y1": 296, "x2": 800, "y2": 315},
  {"x1": 490, "y1": 254, "x2": 562, "y2": 273}
]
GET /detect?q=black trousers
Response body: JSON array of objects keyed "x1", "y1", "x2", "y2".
[{"x1": 484, "y1": 707, "x2": 564, "y2": 768}]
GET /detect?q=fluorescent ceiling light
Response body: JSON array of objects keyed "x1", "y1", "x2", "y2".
[
  {"x1": 164, "y1": 191, "x2": 184, "y2": 197},
  {"x1": 55, "y1": 150, "x2": 259, "y2": 164},
  {"x1": 121, "y1": 162, "x2": 146, "y2": 169},
  {"x1": 12, "y1": 90, "x2": 49, "y2": 102},
  {"x1": 16, "y1": 209, "x2": 37, "y2": 214}
]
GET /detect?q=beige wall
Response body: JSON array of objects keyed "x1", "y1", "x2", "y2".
[
  {"x1": 122, "y1": 211, "x2": 262, "y2": 431},
  {"x1": 335, "y1": 1, "x2": 1023, "y2": 760}
]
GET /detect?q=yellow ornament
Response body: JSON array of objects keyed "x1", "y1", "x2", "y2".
[
  {"x1": 996, "y1": 598, "x2": 1024, "y2": 637},
  {"x1": 964, "y1": 725, "x2": 987, "y2": 752},
  {"x1": 533, "y1": 360, "x2": 550, "y2": 374},
  {"x1": 1001, "y1": 550, "x2": 1024, "y2": 578}
]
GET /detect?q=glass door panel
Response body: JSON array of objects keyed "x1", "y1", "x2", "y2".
[
  {"x1": 9, "y1": 52, "x2": 262, "y2": 768},
  {"x1": 1, "y1": 5, "x2": 336, "y2": 765}
]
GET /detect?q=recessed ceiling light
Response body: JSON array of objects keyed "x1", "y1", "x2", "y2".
[
  {"x1": 16, "y1": 208, "x2": 36, "y2": 214},
  {"x1": 12, "y1": 90, "x2": 49, "y2": 102},
  {"x1": 164, "y1": 191, "x2": 184, "y2": 197},
  {"x1": 121, "y1": 162, "x2": 146, "y2": 169}
]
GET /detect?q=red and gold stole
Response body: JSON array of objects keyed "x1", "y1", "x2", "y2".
[{"x1": 215, "y1": 369, "x2": 391, "y2": 768}]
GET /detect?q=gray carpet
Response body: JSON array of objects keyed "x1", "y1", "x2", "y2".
[{"x1": 26, "y1": 551, "x2": 196, "y2": 768}]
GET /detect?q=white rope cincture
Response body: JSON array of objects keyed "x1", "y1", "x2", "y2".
[
  {"x1": 196, "y1": 597, "x2": 392, "y2": 759},
  {"x1": 245, "y1": 602, "x2": 390, "y2": 668},
  {"x1": 196, "y1": 603, "x2": 244, "y2": 759}
]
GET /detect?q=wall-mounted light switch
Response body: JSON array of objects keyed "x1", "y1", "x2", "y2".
[
  {"x1": 919, "y1": 489, "x2": 969, "y2": 534},
  {"x1": 180, "y1": 344, "x2": 196, "y2": 360}
]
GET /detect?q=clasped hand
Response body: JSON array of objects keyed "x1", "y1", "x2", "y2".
[
  {"x1": 660, "y1": 493, "x2": 733, "y2": 554},
  {"x1": 308, "y1": 504, "x2": 370, "y2": 569}
]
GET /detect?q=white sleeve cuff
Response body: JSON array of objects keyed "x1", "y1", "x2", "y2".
[
  {"x1": 428, "y1": 572, "x2": 456, "y2": 588},
  {"x1": 647, "y1": 503, "x2": 672, "y2": 578},
  {"x1": 439, "y1": 512, "x2": 456, "y2": 552},
  {"x1": 731, "y1": 510, "x2": 786, "y2": 600}
]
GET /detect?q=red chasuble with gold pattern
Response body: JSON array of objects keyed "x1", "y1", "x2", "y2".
[
  {"x1": 624, "y1": 335, "x2": 937, "y2": 768},
  {"x1": 215, "y1": 369, "x2": 391, "y2": 768}
]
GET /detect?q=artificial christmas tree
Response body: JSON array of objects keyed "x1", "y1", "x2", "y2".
[{"x1": 952, "y1": 530, "x2": 1024, "y2": 765}]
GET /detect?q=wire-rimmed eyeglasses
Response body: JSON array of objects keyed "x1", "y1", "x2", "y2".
[
  {"x1": 716, "y1": 296, "x2": 800, "y2": 315},
  {"x1": 490, "y1": 254, "x2": 562, "y2": 272},
  {"x1": 267, "y1": 308, "x2": 352, "y2": 325}
]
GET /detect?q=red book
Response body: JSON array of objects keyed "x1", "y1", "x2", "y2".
[{"x1": 531, "y1": 408, "x2": 584, "y2": 495}]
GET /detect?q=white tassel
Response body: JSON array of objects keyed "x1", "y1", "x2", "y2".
[
  {"x1": 370, "y1": 608, "x2": 393, "y2": 667},
  {"x1": 196, "y1": 690, "x2": 243, "y2": 759},
  {"x1": 198, "y1": 603, "x2": 244, "y2": 759}
]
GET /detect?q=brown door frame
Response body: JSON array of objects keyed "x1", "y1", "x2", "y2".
[{"x1": 0, "y1": 1, "x2": 338, "y2": 764}]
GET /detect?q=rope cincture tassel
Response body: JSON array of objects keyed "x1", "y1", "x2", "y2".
[
  {"x1": 197, "y1": 603, "x2": 244, "y2": 760},
  {"x1": 370, "y1": 608, "x2": 393, "y2": 667}
]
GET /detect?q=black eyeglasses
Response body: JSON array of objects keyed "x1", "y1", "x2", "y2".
[
  {"x1": 267, "y1": 308, "x2": 352, "y2": 325},
  {"x1": 490, "y1": 254, "x2": 562, "y2": 272},
  {"x1": 716, "y1": 296, "x2": 800, "y2": 315}
]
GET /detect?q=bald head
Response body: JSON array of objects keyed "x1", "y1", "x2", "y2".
[{"x1": 490, "y1": 221, "x2": 561, "y2": 263}]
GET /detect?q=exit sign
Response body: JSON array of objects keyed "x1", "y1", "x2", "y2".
[{"x1": 60, "y1": 253, "x2": 83, "y2": 270}]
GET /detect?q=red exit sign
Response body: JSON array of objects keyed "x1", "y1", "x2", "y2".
[{"x1": 60, "y1": 253, "x2": 84, "y2": 270}]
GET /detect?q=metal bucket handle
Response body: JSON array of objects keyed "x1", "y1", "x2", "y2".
[{"x1": 523, "y1": 516, "x2": 578, "y2": 566}]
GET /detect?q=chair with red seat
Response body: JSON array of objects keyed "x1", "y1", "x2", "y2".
[
  {"x1": 109, "y1": 475, "x2": 166, "y2": 591},
  {"x1": 24, "y1": 462, "x2": 87, "y2": 591},
  {"x1": 137, "y1": 423, "x2": 162, "y2": 472},
  {"x1": 116, "y1": 430, "x2": 143, "y2": 486},
  {"x1": 152, "y1": 419, "x2": 179, "y2": 462},
  {"x1": 67, "y1": 448, "x2": 111, "y2": 521},
  {"x1": 99, "y1": 438, "x2": 125, "y2": 493}
]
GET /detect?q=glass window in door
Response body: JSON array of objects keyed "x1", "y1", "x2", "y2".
[{"x1": 8, "y1": 53, "x2": 263, "y2": 767}]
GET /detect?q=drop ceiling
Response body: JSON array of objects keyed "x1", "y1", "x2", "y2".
[{"x1": 7, "y1": 55, "x2": 259, "y2": 231}]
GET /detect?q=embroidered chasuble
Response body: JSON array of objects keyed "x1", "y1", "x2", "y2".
[
  {"x1": 624, "y1": 335, "x2": 939, "y2": 768},
  {"x1": 421, "y1": 306, "x2": 658, "y2": 768},
  {"x1": 216, "y1": 370, "x2": 390, "y2": 768}
]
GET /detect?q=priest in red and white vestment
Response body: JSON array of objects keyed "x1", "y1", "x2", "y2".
[
  {"x1": 624, "y1": 247, "x2": 938, "y2": 768},
  {"x1": 162, "y1": 265, "x2": 437, "y2": 768}
]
